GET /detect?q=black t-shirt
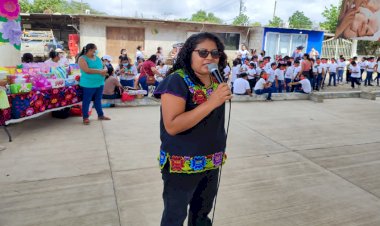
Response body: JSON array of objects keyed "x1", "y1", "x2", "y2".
[{"x1": 154, "y1": 72, "x2": 226, "y2": 157}]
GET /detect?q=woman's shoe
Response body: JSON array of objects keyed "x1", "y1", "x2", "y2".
[
  {"x1": 98, "y1": 116, "x2": 111, "y2": 120},
  {"x1": 83, "y1": 118, "x2": 90, "y2": 125}
]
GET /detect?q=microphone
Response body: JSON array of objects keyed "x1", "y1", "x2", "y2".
[{"x1": 207, "y1": 63, "x2": 224, "y2": 84}]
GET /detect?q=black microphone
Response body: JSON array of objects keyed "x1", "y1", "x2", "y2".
[{"x1": 207, "y1": 63, "x2": 224, "y2": 84}]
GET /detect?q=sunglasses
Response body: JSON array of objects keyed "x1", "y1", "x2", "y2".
[{"x1": 193, "y1": 49, "x2": 221, "y2": 59}]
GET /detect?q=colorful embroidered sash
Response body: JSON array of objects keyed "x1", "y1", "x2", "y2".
[{"x1": 159, "y1": 150, "x2": 227, "y2": 174}]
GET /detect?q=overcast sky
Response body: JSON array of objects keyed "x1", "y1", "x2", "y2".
[{"x1": 83, "y1": 0, "x2": 341, "y2": 25}]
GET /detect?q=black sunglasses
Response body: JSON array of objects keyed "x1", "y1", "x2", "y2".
[{"x1": 193, "y1": 49, "x2": 221, "y2": 59}]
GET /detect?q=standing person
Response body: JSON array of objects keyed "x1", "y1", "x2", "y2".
[
  {"x1": 153, "y1": 32, "x2": 231, "y2": 226},
  {"x1": 247, "y1": 62, "x2": 257, "y2": 91},
  {"x1": 320, "y1": 58, "x2": 329, "y2": 89},
  {"x1": 337, "y1": 57, "x2": 346, "y2": 84},
  {"x1": 267, "y1": 62, "x2": 277, "y2": 91},
  {"x1": 156, "y1": 47, "x2": 165, "y2": 63},
  {"x1": 238, "y1": 44, "x2": 249, "y2": 62},
  {"x1": 119, "y1": 48, "x2": 128, "y2": 64},
  {"x1": 135, "y1": 45, "x2": 145, "y2": 64},
  {"x1": 156, "y1": 60, "x2": 169, "y2": 83},
  {"x1": 375, "y1": 57, "x2": 380, "y2": 86},
  {"x1": 365, "y1": 56, "x2": 375, "y2": 86},
  {"x1": 138, "y1": 55, "x2": 160, "y2": 95},
  {"x1": 309, "y1": 48, "x2": 319, "y2": 60},
  {"x1": 102, "y1": 55, "x2": 114, "y2": 76},
  {"x1": 223, "y1": 62, "x2": 231, "y2": 83},
  {"x1": 315, "y1": 58, "x2": 324, "y2": 91},
  {"x1": 349, "y1": 61, "x2": 361, "y2": 88},
  {"x1": 292, "y1": 46, "x2": 304, "y2": 59},
  {"x1": 300, "y1": 53, "x2": 313, "y2": 80},
  {"x1": 230, "y1": 60, "x2": 240, "y2": 91},
  {"x1": 328, "y1": 58, "x2": 338, "y2": 86},
  {"x1": 285, "y1": 61, "x2": 294, "y2": 92},
  {"x1": 274, "y1": 63, "x2": 286, "y2": 93},
  {"x1": 359, "y1": 57, "x2": 368, "y2": 82},
  {"x1": 78, "y1": 43, "x2": 110, "y2": 125}
]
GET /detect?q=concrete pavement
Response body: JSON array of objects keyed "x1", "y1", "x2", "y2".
[{"x1": 1, "y1": 98, "x2": 380, "y2": 226}]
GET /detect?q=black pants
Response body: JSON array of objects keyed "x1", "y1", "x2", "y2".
[
  {"x1": 351, "y1": 77, "x2": 361, "y2": 88},
  {"x1": 161, "y1": 165, "x2": 219, "y2": 226},
  {"x1": 248, "y1": 78, "x2": 256, "y2": 91}
]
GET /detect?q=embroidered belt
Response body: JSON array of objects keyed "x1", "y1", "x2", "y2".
[{"x1": 158, "y1": 150, "x2": 227, "y2": 174}]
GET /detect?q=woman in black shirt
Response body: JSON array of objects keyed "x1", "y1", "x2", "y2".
[{"x1": 154, "y1": 32, "x2": 232, "y2": 226}]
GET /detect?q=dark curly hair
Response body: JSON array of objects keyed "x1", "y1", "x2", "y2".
[{"x1": 169, "y1": 32, "x2": 227, "y2": 86}]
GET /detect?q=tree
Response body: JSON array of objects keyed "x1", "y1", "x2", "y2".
[
  {"x1": 251, "y1": 21, "x2": 262, "y2": 27},
  {"x1": 288, "y1": 11, "x2": 312, "y2": 29},
  {"x1": 232, "y1": 13, "x2": 250, "y2": 26},
  {"x1": 320, "y1": 4, "x2": 340, "y2": 33},
  {"x1": 20, "y1": 0, "x2": 105, "y2": 15},
  {"x1": 267, "y1": 16, "x2": 283, "y2": 27},
  {"x1": 190, "y1": 10, "x2": 222, "y2": 24},
  {"x1": 357, "y1": 41, "x2": 380, "y2": 55},
  {"x1": 19, "y1": 0, "x2": 32, "y2": 13}
]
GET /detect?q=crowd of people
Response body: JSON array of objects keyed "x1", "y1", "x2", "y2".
[{"x1": 228, "y1": 44, "x2": 380, "y2": 100}]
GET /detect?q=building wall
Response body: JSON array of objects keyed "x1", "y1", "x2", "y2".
[
  {"x1": 79, "y1": 17, "x2": 250, "y2": 63},
  {"x1": 248, "y1": 26, "x2": 265, "y2": 52},
  {"x1": 262, "y1": 27, "x2": 325, "y2": 56}
]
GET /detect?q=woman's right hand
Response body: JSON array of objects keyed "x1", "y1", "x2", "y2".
[
  {"x1": 100, "y1": 69, "x2": 108, "y2": 76},
  {"x1": 207, "y1": 83, "x2": 232, "y2": 109}
]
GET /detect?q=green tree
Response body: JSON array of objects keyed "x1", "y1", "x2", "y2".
[
  {"x1": 190, "y1": 10, "x2": 222, "y2": 24},
  {"x1": 320, "y1": 4, "x2": 340, "y2": 33},
  {"x1": 251, "y1": 21, "x2": 262, "y2": 27},
  {"x1": 19, "y1": 0, "x2": 32, "y2": 13},
  {"x1": 20, "y1": 0, "x2": 105, "y2": 14},
  {"x1": 232, "y1": 13, "x2": 250, "y2": 26},
  {"x1": 288, "y1": 11, "x2": 312, "y2": 29},
  {"x1": 267, "y1": 16, "x2": 283, "y2": 27},
  {"x1": 357, "y1": 41, "x2": 380, "y2": 55}
]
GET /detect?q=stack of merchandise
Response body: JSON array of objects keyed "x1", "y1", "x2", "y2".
[{"x1": 0, "y1": 63, "x2": 83, "y2": 119}]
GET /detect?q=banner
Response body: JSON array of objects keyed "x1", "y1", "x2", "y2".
[{"x1": 336, "y1": 0, "x2": 380, "y2": 41}]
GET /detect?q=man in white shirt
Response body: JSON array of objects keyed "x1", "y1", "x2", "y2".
[
  {"x1": 288, "y1": 74, "x2": 312, "y2": 94},
  {"x1": 247, "y1": 62, "x2": 257, "y2": 91},
  {"x1": 274, "y1": 63, "x2": 286, "y2": 93},
  {"x1": 320, "y1": 58, "x2": 329, "y2": 89},
  {"x1": 337, "y1": 57, "x2": 346, "y2": 84},
  {"x1": 328, "y1": 58, "x2": 338, "y2": 86},
  {"x1": 233, "y1": 73, "x2": 252, "y2": 96},
  {"x1": 358, "y1": 57, "x2": 368, "y2": 81},
  {"x1": 349, "y1": 61, "x2": 361, "y2": 88},
  {"x1": 254, "y1": 73, "x2": 273, "y2": 101},
  {"x1": 231, "y1": 60, "x2": 241, "y2": 86},
  {"x1": 267, "y1": 62, "x2": 277, "y2": 90},
  {"x1": 365, "y1": 57, "x2": 375, "y2": 86},
  {"x1": 315, "y1": 58, "x2": 325, "y2": 91},
  {"x1": 285, "y1": 61, "x2": 294, "y2": 92}
]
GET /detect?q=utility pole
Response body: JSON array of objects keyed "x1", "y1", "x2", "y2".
[
  {"x1": 239, "y1": 0, "x2": 243, "y2": 16},
  {"x1": 273, "y1": 0, "x2": 277, "y2": 19},
  {"x1": 120, "y1": 0, "x2": 123, "y2": 16}
]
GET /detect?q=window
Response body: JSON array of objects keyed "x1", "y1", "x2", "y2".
[
  {"x1": 265, "y1": 32, "x2": 308, "y2": 58},
  {"x1": 213, "y1": 33, "x2": 240, "y2": 50}
]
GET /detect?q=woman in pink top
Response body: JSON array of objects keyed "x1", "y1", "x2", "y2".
[
  {"x1": 138, "y1": 55, "x2": 160, "y2": 95},
  {"x1": 301, "y1": 53, "x2": 313, "y2": 79}
]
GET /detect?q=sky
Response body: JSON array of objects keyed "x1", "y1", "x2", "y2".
[{"x1": 83, "y1": 0, "x2": 341, "y2": 25}]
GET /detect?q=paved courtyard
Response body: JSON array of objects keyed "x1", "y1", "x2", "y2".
[{"x1": 1, "y1": 98, "x2": 380, "y2": 226}]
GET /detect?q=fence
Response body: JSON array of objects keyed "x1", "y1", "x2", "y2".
[{"x1": 322, "y1": 38, "x2": 352, "y2": 59}]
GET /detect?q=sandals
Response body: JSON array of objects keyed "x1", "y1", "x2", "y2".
[
  {"x1": 83, "y1": 118, "x2": 90, "y2": 125},
  {"x1": 98, "y1": 116, "x2": 111, "y2": 121}
]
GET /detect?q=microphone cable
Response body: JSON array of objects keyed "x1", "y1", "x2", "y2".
[{"x1": 211, "y1": 98, "x2": 232, "y2": 225}]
